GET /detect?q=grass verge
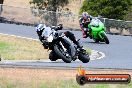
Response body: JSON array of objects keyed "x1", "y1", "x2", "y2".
[
  {"x1": 0, "y1": 77, "x2": 131, "y2": 88},
  {"x1": 0, "y1": 34, "x2": 49, "y2": 60},
  {"x1": 0, "y1": 68, "x2": 132, "y2": 88},
  {"x1": 85, "y1": 47, "x2": 92, "y2": 55},
  {"x1": 0, "y1": 34, "x2": 92, "y2": 60}
]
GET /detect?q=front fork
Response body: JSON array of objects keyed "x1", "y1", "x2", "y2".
[
  {"x1": 60, "y1": 42, "x2": 67, "y2": 52},
  {"x1": 98, "y1": 31, "x2": 105, "y2": 40}
]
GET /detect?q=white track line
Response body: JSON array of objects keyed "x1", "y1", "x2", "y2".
[
  {"x1": 97, "y1": 51, "x2": 105, "y2": 60},
  {"x1": 0, "y1": 33, "x2": 39, "y2": 41}
]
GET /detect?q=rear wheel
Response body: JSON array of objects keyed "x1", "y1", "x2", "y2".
[
  {"x1": 101, "y1": 33, "x2": 109, "y2": 44},
  {"x1": 49, "y1": 51, "x2": 58, "y2": 61},
  {"x1": 78, "y1": 53, "x2": 90, "y2": 63}
]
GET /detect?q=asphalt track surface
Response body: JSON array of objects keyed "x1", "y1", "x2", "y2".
[{"x1": 0, "y1": 23, "x2": 132, "y2": 69}]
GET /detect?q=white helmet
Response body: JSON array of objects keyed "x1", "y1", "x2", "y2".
[{"x1": 36, "y1": 24, "x2": 46, "y2": 31}]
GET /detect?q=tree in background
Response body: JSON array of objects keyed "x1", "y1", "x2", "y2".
[
  {"x1": 0, "y1": 0, "x2": 4, "y2": 15},
  {"x1": 124, "y1": 6, "x2": 132, "y2": 21},
  {"x1": 80, "y1": 0, "x2": 132, "y2": 20},
  {"x1": 30, "y1": 0, "x2": 69, "y2": 25}
]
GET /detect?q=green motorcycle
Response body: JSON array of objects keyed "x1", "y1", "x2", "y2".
[{"x1": 87, "y1": 18, "x2": 109, "y2": 44}]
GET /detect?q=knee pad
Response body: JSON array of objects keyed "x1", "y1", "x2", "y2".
[{"x1": 65, "y1": 31, "x2": 74, "y2": 38}]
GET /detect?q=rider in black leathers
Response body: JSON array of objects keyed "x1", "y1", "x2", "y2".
[{"x1": 36, "y1": 24, "x2": 82, "y2": 49}]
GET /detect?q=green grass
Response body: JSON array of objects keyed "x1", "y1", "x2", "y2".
[
  {"x1": 85, "y1": 47, "x2": 92, "y2": 55},
  {"x1": 0, "y1": 34, "x2": 49, "y2": 60},
  {"x1": 0, "y1": 42, "x2": 9, "y2": 51},
  {"x1": 0, "y1": 42, "x2": 15, "y2": 60}
]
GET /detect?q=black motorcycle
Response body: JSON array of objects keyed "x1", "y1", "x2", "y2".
[{"x1": 36, "y1": 24, "x2": 90, "y2": 63}]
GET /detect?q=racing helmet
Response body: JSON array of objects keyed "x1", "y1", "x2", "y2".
[
  {"x1": 36, "y1": 24, "x2": 46, "y2": 32},
  {"x1": 82, "y1": 12, "x2": 89, "y2": 20}
]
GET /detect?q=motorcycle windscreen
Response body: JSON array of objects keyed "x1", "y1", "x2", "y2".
[
  {"x1": 42, "y1": 27, "x2": 52, "y2": 38},
  {"x1": 90, "y1": 18, "x2": 100, "y2": 26},
  {"x1": 90, "y1": 19, "x2": 104, "y2": 32}
]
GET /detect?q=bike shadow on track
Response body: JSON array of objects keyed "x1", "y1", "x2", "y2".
[
  {"x1": 34, "y1": 60, "x2": 85, "y2": 64},
  {"x1": 83, "y1": 41, "x2": 106, "y2": 45}
]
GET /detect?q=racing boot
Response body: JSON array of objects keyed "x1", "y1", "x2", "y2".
[
  {"x1": 42, "y1": 42, "x2": 48, "y2": 49},
  {"x1": 82, "y1": 30, "x2": 87, "y2": 38},
  {"x1": 75, "y1": 39, "x2": 86, "y2": 54},
  {"x1": 75, "y1": 40, "x2": 83, "y2": 49}
]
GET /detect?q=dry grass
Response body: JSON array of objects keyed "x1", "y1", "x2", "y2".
[
  {"x1": 3, "y1": 0, "x2": 82, "y2": 12},
  {"x1": 0, "y1": 68, "x2": 77, "y2": 88},
  {"x1": 2, "y1": 0, "x2": 83, "y2": 29},
  {"x1": 0, "y1": 34, "x2": 49, "y2": 60},
  {"x1": 4, "y1": 0, "x2": 31, "y2": 7},
  {"x1": 2, "y1": 0, "x2": 35, "y2": 23},
  {"x1": 0, "y1": 67, "x2": 132, "y2": 88},
  {"x1": 1, "y1": 68, "x2": 132, "y2": 82}
]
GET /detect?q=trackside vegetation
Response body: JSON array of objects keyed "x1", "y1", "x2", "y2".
[{"x1": 80, "y1": 0, "x2": 132, "y2": 20}]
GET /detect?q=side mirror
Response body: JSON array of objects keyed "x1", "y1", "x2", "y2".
[{"x1": 57, "y1": 24, "x2": 63, "y2": 30}]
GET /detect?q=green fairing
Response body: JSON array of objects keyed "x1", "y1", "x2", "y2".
[
  {"x1": 88, "y1": 22, "x2": 104, "y2": 39},
  {"x1": 87, "y1": 19, "x2": 109, "y2": 44}
]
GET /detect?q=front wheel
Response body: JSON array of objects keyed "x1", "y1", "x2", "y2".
[
  {"x1": 95, "y1": 39, "x2": 99, "y2": 43},
  {"x1": 78, "y1": 53, "x2": 90, "y2": 63},
  {"x1": 101, "y1": 33, "x2": 109, "y2": 44},
  {"x1": 54, "y1": 44, "x2": 72, "y2": 63}
]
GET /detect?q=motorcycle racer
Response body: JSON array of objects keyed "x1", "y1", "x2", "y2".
[
  {"x1": 35, "y1": 24, "x2": 82, "y2": 49},
  {"x1": 79, "y1": 12, "x2": 93, "y2": 38}
]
